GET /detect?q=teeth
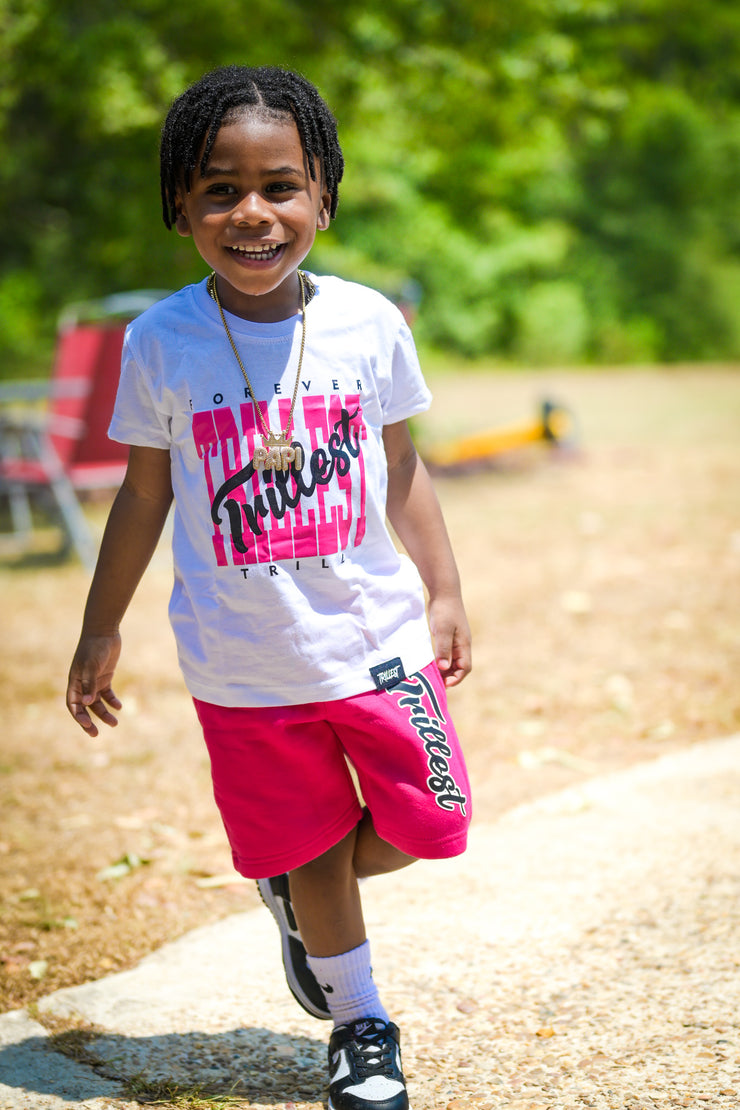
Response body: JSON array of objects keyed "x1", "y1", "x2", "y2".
[{"x1": 233, "y1": 244, "x2": 280, "y2": 257}]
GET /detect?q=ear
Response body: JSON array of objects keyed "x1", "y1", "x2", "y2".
[
  {"x1": 316, "y1": 190, "x2": 332, "y2": 232},
  {"x1": 174, "y1": 195, "x2": 192, "y2": 238}
]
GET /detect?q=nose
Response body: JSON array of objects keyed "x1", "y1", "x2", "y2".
[{"x1": 232, "y1": 190, "x2": 271, "y2": 225}]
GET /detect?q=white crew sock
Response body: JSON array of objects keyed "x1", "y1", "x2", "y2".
[{"x1": 306, "y1": 940, "x2": 389, "y2": 1027}]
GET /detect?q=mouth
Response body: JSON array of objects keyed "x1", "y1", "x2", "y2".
[{"x1": 229, "y1": 243, "x2": 285, "y2": 262}]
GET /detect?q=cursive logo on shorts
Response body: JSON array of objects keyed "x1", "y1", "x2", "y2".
[{"x1": 389, "y1": 672, "x2": 467, "y2": 815}]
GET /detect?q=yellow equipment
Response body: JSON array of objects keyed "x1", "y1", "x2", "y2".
[{"x1": 423, "y1": 399, "x2": 576, "y2": 470}]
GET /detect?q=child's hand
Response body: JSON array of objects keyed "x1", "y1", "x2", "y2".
[
  {"x1": 429, "y1": 596, "x2": 472, "y2": 688},
  {"x1": 66, "y1": 633, "x2": 123, "y2": 736}
]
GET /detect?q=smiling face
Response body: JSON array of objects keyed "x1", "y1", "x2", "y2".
[{"x1": 174, "y1": 110, "x2": 331, "y2": 321}]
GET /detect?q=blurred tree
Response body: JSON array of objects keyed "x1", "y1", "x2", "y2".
[{"x1": 1, "y1": 0, "x2": 739, "y2": 373}]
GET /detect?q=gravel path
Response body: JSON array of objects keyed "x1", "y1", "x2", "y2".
[{"x1": 1, "y1": 735, "x2": 739, "y2": 1110}]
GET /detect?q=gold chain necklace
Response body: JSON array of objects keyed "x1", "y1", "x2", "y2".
[{"x1": 207, "y1": 271, "x2": 308, "y2": 473}]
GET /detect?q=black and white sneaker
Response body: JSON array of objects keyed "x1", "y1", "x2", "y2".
[
  {"x1": 328, "y1": 1018, "x2": 409, "y2": 1110},
  {"x1": 256, "y1": 874, "x2": 331, "y2": 1020}
]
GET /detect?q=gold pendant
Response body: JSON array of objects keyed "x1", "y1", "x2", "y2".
[{"x1": 252, "y1": 430, "x2": 304, "y2": 472}]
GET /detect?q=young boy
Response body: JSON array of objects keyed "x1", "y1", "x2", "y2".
[{"x1": 66, "y1": 65, "x2": 472, "y2": 1110}]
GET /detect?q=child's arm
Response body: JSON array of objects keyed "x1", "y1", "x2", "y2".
[
  {"x1": 65, "y1": 445, "x2": 173, "y2": 736},
  {"x1": 383, "y1": 419, "x2": 471, "y2": 687}
]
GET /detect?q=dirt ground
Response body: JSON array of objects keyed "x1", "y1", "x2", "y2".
[{"x1": 1, "y1": 365, "x2": 738, "y2": 1016}]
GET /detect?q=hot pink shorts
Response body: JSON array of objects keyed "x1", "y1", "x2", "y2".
[{"x1": 193, "y1": 663, "x2": 471, "y2": 878}]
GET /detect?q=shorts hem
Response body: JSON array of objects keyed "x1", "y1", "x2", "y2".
[
  {"x1": 230, "y1": 800, "x2": 364, "y2": 879},
  {"x1": 372, "y1": 822, "x2": 470, "y2": 861}
]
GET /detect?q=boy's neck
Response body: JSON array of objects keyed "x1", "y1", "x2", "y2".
[{"x1": 212, "y1": 271, "x2": 306, "y2": 323}]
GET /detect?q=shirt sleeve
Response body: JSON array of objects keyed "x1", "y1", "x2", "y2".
[
  {"x1": 108, "y1": 330, "x2": 172, "y2": 449},
  {"x1": 381, "y1": 318, "x2": 433, "y2": 425}
]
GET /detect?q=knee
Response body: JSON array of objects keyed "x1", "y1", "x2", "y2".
[
  {"x1": 353, "y1": 811, "x2": 418, "y2": 878},
  {"x1": 354, "y1": 844, "x2": 417, "y2": 880}
]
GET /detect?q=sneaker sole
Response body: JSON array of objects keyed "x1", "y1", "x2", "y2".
[
  {"x1": 329, "y1": 1098, "x2": 410, "y2": 1110},
  {"x1": 257, "y1": 875, "x2": 332, "y2": 1020}
]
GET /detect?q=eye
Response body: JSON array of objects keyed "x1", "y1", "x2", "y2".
[
  {"x1": 206, "y1": 182, "x2": 236, "y2": 196},
  {"x1": 267, "y1": 181, "x2": 300, "y2": 195}
]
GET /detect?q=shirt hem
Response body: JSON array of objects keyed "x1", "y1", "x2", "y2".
[{"x1": 183, "y1": 645, "x2": 435, "y2": 708}]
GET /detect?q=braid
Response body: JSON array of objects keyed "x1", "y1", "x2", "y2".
[{"x1": 160, "y1": 65, "x2": 344, "y2": 229}]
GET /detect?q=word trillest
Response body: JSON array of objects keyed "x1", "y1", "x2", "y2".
[{"x1": 390, "y1": 672, "x2": 468, "y2": 814}]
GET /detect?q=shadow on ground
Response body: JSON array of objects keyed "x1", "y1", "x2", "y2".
[{"x1": 0, "y1": 1024, "x2": 328, "y2": 1105}]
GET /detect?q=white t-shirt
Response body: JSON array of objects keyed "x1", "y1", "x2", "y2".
[{"x1": 110, "y1": 274, "x2": 435, "y2": 706}]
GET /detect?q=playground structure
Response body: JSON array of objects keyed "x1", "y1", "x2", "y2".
[
  {"x1": 422, "y1": 398, "x2": 577, "y2": 472},
  {"x1": 0, "y1": 290, "x2": 169, "y2": 569}
]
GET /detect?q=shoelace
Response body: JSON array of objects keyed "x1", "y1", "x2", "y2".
[{"x1": 346, "y1": 1028, "x2": 397, "y2": 1078}]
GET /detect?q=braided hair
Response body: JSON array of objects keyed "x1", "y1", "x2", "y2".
[{"x1": 160, "y1": 65, "x2": 344, "y2": 229}]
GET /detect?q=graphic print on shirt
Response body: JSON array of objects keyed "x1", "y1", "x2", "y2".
[{"x1": 191, "y1": 392, "x2": 367, "y2": 567}]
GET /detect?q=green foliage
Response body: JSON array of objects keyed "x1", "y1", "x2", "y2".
[
  {"x1": 515, "y1": 281, "x2": 590, "y2": 365},
  {"x1": 1, "y1": 0, "x2": 740, "y2": 375}
]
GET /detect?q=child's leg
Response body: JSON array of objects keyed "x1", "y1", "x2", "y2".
[
  {"x1": 288, "y1": 813, "x2": 416, "y2": 1036},
  {"x1": 289, "y1": 812, "x2": 416, "y2": 956},
  {"x1": 291, "y1": 823, "x2": 410, "y2": 1109},
  {"x1": 288, "y1": 824, "x2": 365, "y2": 956}
]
